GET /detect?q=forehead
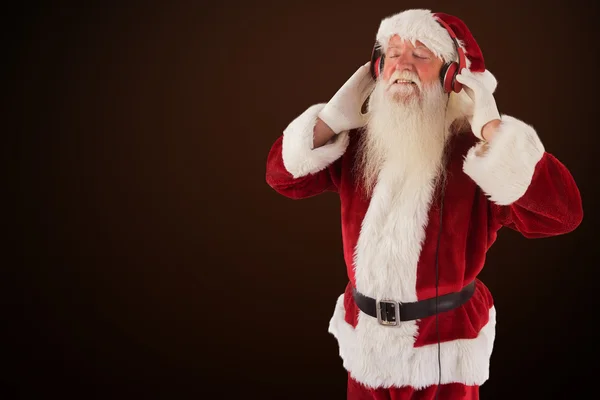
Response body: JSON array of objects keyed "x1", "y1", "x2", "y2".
[{"x1": 386, "y1": 35, "x2": 432, "y2": 52}]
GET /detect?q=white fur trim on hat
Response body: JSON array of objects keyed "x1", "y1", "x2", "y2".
[
  {"x1": 376, "y1": 9, "x2": 458, "y2": 61},
  {"x1": 376, "y1": 9, "x2": 467, "y2": 66}
]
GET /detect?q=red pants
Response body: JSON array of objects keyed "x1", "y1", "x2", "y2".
[{"x1": 348, "y1": 374, "x2": 479, "y2": 400}]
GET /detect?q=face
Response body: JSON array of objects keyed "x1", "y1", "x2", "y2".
[{"x1": 380, "y1": 36, "x2": 444, "y2": 102}]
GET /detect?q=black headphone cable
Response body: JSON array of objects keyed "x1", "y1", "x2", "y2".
[{"x1": 434, "y1": 98, "x2": 450, "y2": 400}]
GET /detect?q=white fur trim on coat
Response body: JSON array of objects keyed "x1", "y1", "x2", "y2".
[
  {"x1": 352, "y1": 162, "x2": 438, "y2": 302},
  {"x1": 463, "y1": 115, "x2": 545, "y2": 206},
  {"x1": 281, "y1": 103, "x2": 349, "y2": 178},
  {"x1": 328, "y1": 294, "x2": 497, "y2": 389}
]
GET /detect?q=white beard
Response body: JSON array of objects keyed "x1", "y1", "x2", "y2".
[{"x1": 355, "y1": 75, "x2": 451, "y2": 196}]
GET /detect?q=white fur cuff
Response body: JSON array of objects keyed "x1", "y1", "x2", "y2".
[
  {"x1": 463, "y1": 115, "x2": 545, "y2": 206},
  {"x1": 282, "y1": 103, "x2": 350, "y2": 178}
]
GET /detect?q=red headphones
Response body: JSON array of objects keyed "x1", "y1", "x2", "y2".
[{"x1": 369, "y1": 17, "x2": 467, "y2": 93}]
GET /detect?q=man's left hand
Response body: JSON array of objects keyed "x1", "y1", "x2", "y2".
[{"x1": 455, "y1": 68, "x2": 501, "y2": 141}]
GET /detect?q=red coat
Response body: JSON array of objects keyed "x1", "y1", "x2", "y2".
[{"x1": 265, "y1": 103, "x2": 583, "y2": 390}]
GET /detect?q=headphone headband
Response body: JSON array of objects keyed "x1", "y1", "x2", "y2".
[{"x1": 433, "y1": 16, "x2": 467, "y2": 71}]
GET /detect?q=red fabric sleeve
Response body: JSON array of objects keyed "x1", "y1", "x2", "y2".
[
  {"x1": 265, "y1": 135, "x2": 342, "y2": 200},
  {"x1": 491, "y1": 152, "x2": 583, "y2": 238}
]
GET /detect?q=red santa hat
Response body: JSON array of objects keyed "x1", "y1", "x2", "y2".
[{"x1": 375, "y1": 9, "x2": 497, "y2": 95}]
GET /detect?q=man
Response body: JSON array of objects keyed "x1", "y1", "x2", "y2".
[{"x1": 265, "y1": 9, "x2": 583, "y2": 400}]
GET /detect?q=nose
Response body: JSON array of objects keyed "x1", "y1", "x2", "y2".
[
  {"x1": 389, "y1": 48, "x2": 417, "y2": 71},
  {"x1": 394, "y1": 56, "x2": 416, "y2": 73}
]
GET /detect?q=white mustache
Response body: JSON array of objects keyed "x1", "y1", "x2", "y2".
[{"x1": 388, "y1": 70, "x2": 422, "y2": 88}]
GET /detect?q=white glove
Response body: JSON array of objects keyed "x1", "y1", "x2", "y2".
[
  {"x1": 455, "y1": 68, "x2": 501, "y2": 140},
  {"x1": 318, "y1": 62, "x2": 375, "y2": 134}
]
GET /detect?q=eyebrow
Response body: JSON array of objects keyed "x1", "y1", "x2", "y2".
[
  {"x1": 387, "y1": 44, "x2": 432, "y2": 52},
  {"x1": 414, "y1": 45, "x2": 433, "y2": 52}
]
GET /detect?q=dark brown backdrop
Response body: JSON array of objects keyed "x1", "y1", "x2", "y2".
[{"x1": 7, "y1": 0, "x2": 599, "y2": 399}]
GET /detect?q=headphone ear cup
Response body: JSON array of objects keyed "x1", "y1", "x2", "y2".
[
  {"x1": 451, "y1": 67, "x2": 463, "y2": 93},
  {"x1": 370, "y1": 57, "x2": 378, "y2": 80},
  {"x1": 442, "y1": 62, "x2": 459, "y2": 93},
  {"x1": 439, "y1": 63, "x2": 449, "y2": 91},
  {"x1": 378, "y1": 54, "x2": 385, "y2": 78},
  {"x1": 370, "y1": 55, "x2": 385, "y2": 79},
  {"x1": 370, "y1": 44, "x2": 382, "y2": 80}
]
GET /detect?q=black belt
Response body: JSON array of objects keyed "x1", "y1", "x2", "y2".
[{"x1": 352, "y1": 281, "x2": 476, "y2": 326}]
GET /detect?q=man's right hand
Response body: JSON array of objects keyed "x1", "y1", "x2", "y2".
[{"x1": 317, "y1": 62, "x2": 375, "y2": 135}]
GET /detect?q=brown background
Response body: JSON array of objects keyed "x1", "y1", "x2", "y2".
[{"x1": 7, "y1": 0, "x2": 599, "y2": 399}]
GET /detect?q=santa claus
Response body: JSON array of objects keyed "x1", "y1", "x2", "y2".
[{"x1": 265, "y1": 9, "x2": 583, "y2": 400}]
